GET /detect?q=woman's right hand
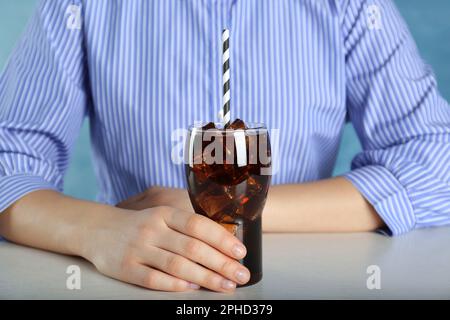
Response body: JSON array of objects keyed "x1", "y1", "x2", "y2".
[{"x1": 83, "y1": 206, "x2": 250, "y2": 292}]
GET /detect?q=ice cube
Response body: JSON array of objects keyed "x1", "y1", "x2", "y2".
[
  {"x1": 202, "y1": 122, "x2": 216, "y2": 130},
  {"x1": 247, "y1": 176, "x2": 263, "y2": 193},
  {"x1": 191, "y1": 162, "x2": 211, "y2": 184},
  {"x1": 220, "y1": 222, "x2": 238, "y2": 235},
  {"x1": 195, "y1": 190, "x2": 233, "y2": 219},
  {"x1": 220, "y1": 218, "x2": 244, "y2": 238},
  {"x1": 228, "y1": 118, "x2": 248, "y2": 130}
]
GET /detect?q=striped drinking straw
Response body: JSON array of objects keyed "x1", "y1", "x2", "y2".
[{"x1": 221, "y1": 29, "x2": 231, "y2": 128}]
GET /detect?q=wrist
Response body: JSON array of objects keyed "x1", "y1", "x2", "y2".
[{"x1": 68, "y1": 202, "x2": 130, "y2": 261}]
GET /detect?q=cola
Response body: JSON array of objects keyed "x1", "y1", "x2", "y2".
[{"x1": 185, "y1": 120, "x2": 271, "y2": 285}]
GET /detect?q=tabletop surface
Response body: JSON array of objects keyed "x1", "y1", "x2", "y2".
[{"x1": 1, "y1": 228, "x2": 449, "y2": 299}]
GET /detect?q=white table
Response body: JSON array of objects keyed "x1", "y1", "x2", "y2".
[{"x1": 1, "y1": 228, "x2": 449, "y2": 299}]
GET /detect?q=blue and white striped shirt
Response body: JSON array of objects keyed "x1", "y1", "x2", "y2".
[{"x1": 1, "y1": 0, "x2": 449, "y2": 235}]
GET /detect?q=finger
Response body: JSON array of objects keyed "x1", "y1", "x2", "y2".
[
  {"x1": 126, "y1": 262, "x2": 199, "y2": 292},
  {"x1": 142, "y1": 246, "x2": 237, "y2": 293},
  {"x1": 158, "y1": 229, "x2": 250, "y2": 285},
  {"x1": 163, "y1": 210, "x2": 247, "y2": 260}
]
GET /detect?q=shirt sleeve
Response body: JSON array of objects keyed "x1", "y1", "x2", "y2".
[
  {"x1": 339, "y1": 0, "x2": 450, "y2": 235},
  {"x1": 0, "y1": 0, "x2": 88, "y2": 213}
]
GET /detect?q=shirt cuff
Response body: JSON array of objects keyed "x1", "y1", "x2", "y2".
[
  {"x1": 343, "y1": 165, "x2": 416, "y2": 236},
  {"x1": 0, "y1": 174, "x2": 59, "y2": 213}
]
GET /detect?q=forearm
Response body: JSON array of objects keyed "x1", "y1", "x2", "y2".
[
  {"x1": 0, "y1": 190, "x2": 254, "y2": 292},
  {"x1": 0, "y1": 190, "x2": 123, "y2": 258},
  {"x1": 262, "y1": 177, "x2": 384, "y2": 233}
]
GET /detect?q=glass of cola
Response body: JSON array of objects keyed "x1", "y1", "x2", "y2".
[{"x1": 185, "y1": 119, "x2": 271, "y2": 285}]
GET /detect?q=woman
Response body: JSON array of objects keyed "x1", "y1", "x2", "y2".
[{"x1": 1, "y1": 0, "x2": 449, "y2": 293}]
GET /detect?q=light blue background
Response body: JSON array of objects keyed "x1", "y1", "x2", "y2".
[{"x1": 1, "y1": 0, "x2": 449, "y2": 201}]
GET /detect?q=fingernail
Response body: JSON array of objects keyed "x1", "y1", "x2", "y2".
[
  {"x1": 188, "y1": 282, "x2": 200, "y2": 290},
  {"x1": 232, "y1": 244, "x2": 246, "y2": 258},
  {"x1": 221, "y1": 279, "x2": 236, "y2": 290},
  {"x1": 235, "y1": 269, "x2": 250, "y2": 283}
]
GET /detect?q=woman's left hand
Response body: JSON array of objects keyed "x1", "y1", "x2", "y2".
[{"x1": 117, "y1": 186, "x2": 193, "y2": 212}]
